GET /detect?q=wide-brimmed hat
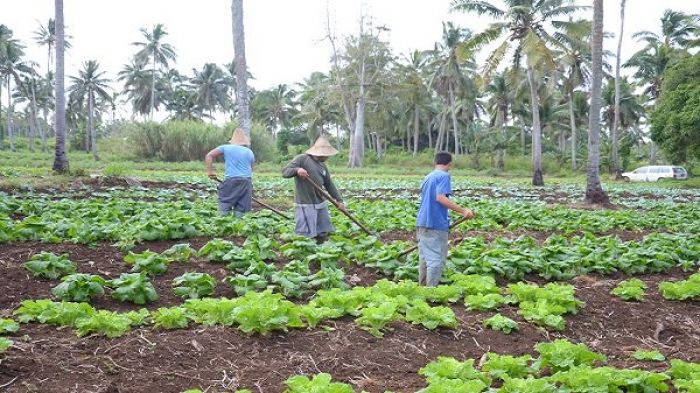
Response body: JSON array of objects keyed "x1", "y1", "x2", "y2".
[
  {"x1": 306, "y1": 136, "x2": 338, "y2": 156},
  {"x1": 229, "y1": 128, "x2": 251, "y2": 145}
]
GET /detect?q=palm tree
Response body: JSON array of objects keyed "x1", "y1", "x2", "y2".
[
  {"x1": 452, "y1": 0, "x2": 586, "y2": 186},
  {"x1": 429, "y1": 22, "x2": 476, "y2": 156},
  {"x1": 52, "y1": 0, "x2": 68, "y2": 172},
  {"x1": 190, "y1": 63, "x2": 230, "y2": 121},
  {"x1": 118, "y1": 59, "x2": 156, "y2": 118},
  {"x1": 69, "y1": 60, "x2": 111, "y2": 160},
  {"x1": 486, "y1": 72, "x2": 512, "y2": 170},
  {"x1": 1, "y1": 31, "x2": 34, "y2": 152},
  {"x1": 584, "y1": 0, "x2": 609, "y2": 205},
  {"x1": 132, "y1": 24, "x2": 176, "y2": 120},
  {"x1": 603, "y1": 77, "x2": 644, "y2": 168},
  {"x1": 396, "y1": 50, "x2": 431, "y2": 156},
  {"x1": 611, "y1": 0, "x2": 627, "y2": 179},
  {"x1": 555, "y1": 19, "x2": 592, "y2": 171},
  {"x1": 634, "y1": 9, "x2": 699, "y2": 49},
  {"x1": 231, "y1": 0, "x2": 251, "y2": 135},
  {"x1": 33, "y1": 19, "x2": 72, "y2": 75}
]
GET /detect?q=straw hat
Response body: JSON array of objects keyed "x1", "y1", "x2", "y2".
[
  {"x1": 229, "y1": 128, "x2": 251, "y2": 145},
  {"x1": 306, "y1": 136, "x2": 339, "y2": 157}
]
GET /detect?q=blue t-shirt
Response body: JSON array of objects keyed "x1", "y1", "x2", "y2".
[
  {"x1": 218, "y1": 144, "x2": 255, "y2": 178},
  {"x1": 416, "y1": 169, "x2": 451, "y2": 231}
]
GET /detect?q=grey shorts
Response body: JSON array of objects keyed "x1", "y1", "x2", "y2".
[
  {"x1": 417, "y1": 227, "x2": 449, "y2": 286},
  {"x1": 217, "y1": 177, "x2": 252, "y2": 215},
  {"x1": 295, "y1": 203, "x2": 334, "y2": 238}
]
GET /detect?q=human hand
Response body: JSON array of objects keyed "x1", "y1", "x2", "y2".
[
  {"x1": 296, "y1": 168, "x2": 309, "y2": 178},
  {"x1": 208, "y1": 173, "x2": 218, "y2": 181},
  {"x1": 336, "y1": 202, "x2": 347, "y2": 212},
  {"x1": 461, "y1": 208, "x2": 475, "y2": 219}
]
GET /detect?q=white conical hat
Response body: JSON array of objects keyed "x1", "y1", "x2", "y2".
[
  {"x1": 229, "y1": 128, "x2": 251, "y2": 145},
  {"x1": 306, "y1": 136, "x2": 338, "y2": 156}
]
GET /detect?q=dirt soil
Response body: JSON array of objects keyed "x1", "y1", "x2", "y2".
[{"x1": 1, "y1": 241, "x2": 699, "y2": 392}]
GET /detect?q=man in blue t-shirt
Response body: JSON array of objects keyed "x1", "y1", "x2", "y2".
[
  {"x1": 205, "y1": 128, "x2": 255, "y2": 217},
  {"x1": 416, "y1": 152, "x2": 474, "y2": 286}
]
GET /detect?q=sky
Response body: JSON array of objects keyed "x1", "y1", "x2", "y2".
[{"x1": 3, "y1": 0, "x2": 699, "y2": 116}]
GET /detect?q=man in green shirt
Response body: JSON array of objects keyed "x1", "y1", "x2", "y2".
[{"x1": 282, "y1": 136, "x2": 346, "y2": 244}]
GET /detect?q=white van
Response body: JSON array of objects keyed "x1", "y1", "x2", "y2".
[{"x1": 621, "y1": 166, "x2": 688, "y2": 182}]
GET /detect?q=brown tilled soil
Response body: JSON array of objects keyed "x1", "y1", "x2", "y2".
[{"x1": 0, "y1": 240, "x2": 699, "y2": 392}]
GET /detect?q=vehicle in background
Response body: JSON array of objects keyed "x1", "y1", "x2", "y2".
[{"x1": 621, "y1": 165, "x2": 688, "y2": 182}]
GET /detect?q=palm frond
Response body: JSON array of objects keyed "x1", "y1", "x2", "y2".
[{"x1": 450, "y1": 0, "x2": 505, "y2": 18}]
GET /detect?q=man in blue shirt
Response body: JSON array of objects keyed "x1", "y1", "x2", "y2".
[
  {"x1": 417, "y1": 152, "x2": 474, "y2": 286},
  {"x1": 205, "y1": 128, "x2": 255, "y2": 217}
]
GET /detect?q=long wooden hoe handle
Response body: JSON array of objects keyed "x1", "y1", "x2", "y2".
[
  {"x1": 212, "y1": 177, "x2": 291, "y2": 220},
  {"x1": 304, "y1": 177, "x2": 375, "y2": 237},
  {"x1": 397, "y1": 216, "x2": 471, "y2": 259}
]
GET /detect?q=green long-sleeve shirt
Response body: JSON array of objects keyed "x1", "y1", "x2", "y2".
[{"x1": 282, "y1": 154, "x2": 342, "y2": 205}]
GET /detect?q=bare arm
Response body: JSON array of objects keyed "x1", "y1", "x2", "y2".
[
  {"x1": 205, "y1": 148, "x2": 223, "y2": 178},
  {"x1": 436, "y1": 194, "x2": 474, "y2": 218}
]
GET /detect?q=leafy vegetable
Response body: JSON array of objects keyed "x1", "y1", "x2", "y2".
[
  {"x1": 659, "y1": 273, "x2": 700, "y2": 300},
  {"x1": 75, "y1": 310, "x2": 132, "y2": 338},
  {"x1": 283, "y1": 373, "x2": 355, "y2": 393},
  {"x1": 172, "y1": 272, "x2": 216, "y2": 299},
  {"x1": 534, "y1": 339, "x2": 607, "y2": 372},
  {"x1": 124, "y1": 250, "x2": 169, "y2": 276},
  {"x1": 633, "y1": 350, "x2": 666, "y2": 362},
  {"x1": 465, "y1": 293, "x2": 507, "y2": 311},
  {"x1": 51, "y1": 273, "x2": 107, "y2": 302},
  {"x1": 0, "y1": 337, "x2": 13, "y2": 352},
  {"x1": 611, "y1": 278, "x2": 648, "y2": 301},
  {"x1": 405, "y1": 302, "x2": 457, "y2": 330},
  {"x1": 23, "y1": 252, "x2": 76, "y2": 279},
  {"x1": 153, "y1": 307, "x2": 190, "y2": 330},
  {"x1": 0, "y1": 319, "x2": 19, "y2": 335},
  {"x1": 355, "y1": 302, "x2": 399, "y2": 337},
  {"x1": 481, "y1": 353, "x2": 535, "y2": 380},
  {"x1": 109, "y1": 273, "x2": 159, "y2": 304},
  {"x1": 483, "y1": 314, "x2": 519, "y2": 334}
]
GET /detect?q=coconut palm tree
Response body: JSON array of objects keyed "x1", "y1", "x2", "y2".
[
  {"x1": 486, "y1": 72, "x2": 512, "y2": 170},
  {"x1": 118, "y1": 59, "x2": 157, "y2": 118},
  {"x1": 231, "y1": 0, "x2": 251, "y2": 135},
  {"x1": 452, "y1": 0, "x2": 586, "y2": 185},
  {"x1": 68, "y1": 60, "x2": 111, "y2": 160},
  {"x1": 190, "y1": 63, "x2": 230, "y2": 121},
  {"x1": 132, "y1": 24, "x2": 176, "y2": 120},
  {"x1": 554, "y1": 19, "x2": 592, "y2": 171},
  {"x1": 429, "y1": 22, "x2": 476, "y2": 156},
  {"x1": 584, "y1": 0, "x2": 609, "y2": 204},
  {"x1": 395, "y1": 50, "x2": 431, "y2": 155},
  {"x1": 52, "y1": 0, "x2": 68, "y2": 172},
  {"x1": 611, "y1": 0, "x2": 627, "y2": 179},
  {"x1": 634, "y1": 9, "x2": 699, "y2": 49},
  {"x1": 33, "y1": 18, "x2": 72, "y2": 75},
  {"x1": 1, "y1": 32, "x2": 35, "y2": 152}
]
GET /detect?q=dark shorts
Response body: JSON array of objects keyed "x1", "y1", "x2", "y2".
[{"x1": 217, "y1": 177, "x2": 252, "y2": 215}]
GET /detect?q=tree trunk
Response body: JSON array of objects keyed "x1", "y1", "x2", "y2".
[
  {"x1": 584, "y1": 0, "x2": 610, "y2": 205},
  {"x1": 649, "y1": 141, "x2": 657, "y2": 164},
  {"x1": 434, "y1": 112, "x2": 447, "y2": 154},
  {"x1": 496, "y1": 106, "x2": 505, "y2": 171},
  {"x1": 52, "y1": 0, "x2": 69, "y2": 172},
  {"x1": 89, "y1": 92, "x2": 99, "y2": 161},
  {"x1": 520, "y1": 122, "x2": 525, "y2": 156},
  {"x1": 232, "y1": 0, "x2": 252, "y2": 136},
  {"x1": 151, "y1": 48, "x2": 156, "y2": 120},
  {"x1": 526, "y1": 65, "x2": 544, "y2": 186},
  {"x1": 0, "y1": 78, "x2": 3, "y2": 147},
  {"x1": 348, "y1": 80, "x2": 366, "y2": 167},
  {"x1": 569, "y1": 92, "x2": 577, "y2": 171},
  {"x1": 448, "y1": 82, "x2": 459, "y2": 156},
  {"x1": 30, "y1": 81, "x2": 47, "y2": 152},
  {"x1": 428, "y1": 117, "x2": 433, "y2": 149},
  {"x1": 7, "y1": 78, "x2": 14, "y2": 152},
  {"x1": 413, "y1": 105, "x2": 420, "y2": 156},
  {"x1": 612, "y1": 0, "x2": 626, "y2": 180}
]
